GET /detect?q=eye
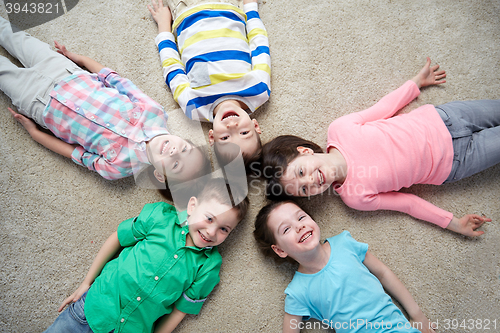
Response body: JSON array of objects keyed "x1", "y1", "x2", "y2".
[
  {"x1": 301, "y1": 186, "x2": 307, "y2": 195},
  {"x1": 298, "y1": 215, "x2": 306, "y2": 221},
  {"x1": 206, "y1": 215, "x2": 213, "y2": 223},
  {"x1": 240, "y1": 131, "x2": 249, "y2": 135},
  {"x1": 173, "y1": 161, "x2": 179, "y2": 169},
  {"x1": 221, "y1": 135, "x2": 229, "y2": 141},
  {"x1": 283, "y1": 226, "x2": 290, "y2": 234},
  {"x1": 221, "y1": 227, "x2": 229, "y2": 233},
  {"x1": 182, "y1": 146, "x2": 187, "y2": 152},
  {"x1": 299, "y1": 168, "x2": 304, "y2": 177}
]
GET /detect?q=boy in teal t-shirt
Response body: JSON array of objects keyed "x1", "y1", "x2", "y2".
[{"x1": 44, "y1": 178, "x2": 248, "y2": 333}]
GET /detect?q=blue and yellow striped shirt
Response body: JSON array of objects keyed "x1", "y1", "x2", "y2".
[{"x1": 155, "y1": 2, "x2": 271, "y2": 122}]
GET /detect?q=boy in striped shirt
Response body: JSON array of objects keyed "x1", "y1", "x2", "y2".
[{"x1": 149, "y1": 0, "x2": 271, "y2": 163}]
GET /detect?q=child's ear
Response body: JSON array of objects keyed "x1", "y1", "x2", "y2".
[
  {"x1": 252, "y1": 119, "x2": 262, "y2": 134},
  {"x1": 208, "y1": 129, "x2": 215, "y2": 146},
  {"x1": 186, "y1": 196, "x2": 198, "y2": 216},
  {"x1": 153, "y1": 169, "x2": 165, "y2": 183},
  {"x1": 271, "y1": 244, "x2": 288, "y2": 258},
  {"x1": 296, "y1": 146, "x2": 313, "y2": 155}
]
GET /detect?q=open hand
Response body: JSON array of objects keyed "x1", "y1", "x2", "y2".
[
  {"x1": 412, "y1": 57, "x2": 446, "y2": 89},
  {"x1": 447, "y1": 214, "x2": 490, "y2": 237},
  {"x1": 147, "y1": 0, "x2": 172, "y2": 33},
  {"x1": 8, "y1": 107, "x2": 37, "y2": 133},
  {"x1": 54, "y1": 40, "x2": 83, "y2": 65},
  {"x1": 58, "y1": 283, "x2": 90, "y2": 312}
]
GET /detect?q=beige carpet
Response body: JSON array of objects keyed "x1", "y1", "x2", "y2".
[{"x1": 1, "y1": 0, "x2": 499, "y2": 332}]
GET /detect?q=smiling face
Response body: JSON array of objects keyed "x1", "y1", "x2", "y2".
[
  {"x1": 268, "y1": 202, "x2": 321, "y2": 260},
  {"x1": 280, "y1": 147, "x2": 336, "y2": 197},
  {"x1": 146, "y1": 134, "x2": 205, "y2": 183},
  {"x1": 210, "y1": 100, "x2": 262, "y2": 159},
  {"x1": 186, "y1": 197, "x2": 240, "y2": 248}
]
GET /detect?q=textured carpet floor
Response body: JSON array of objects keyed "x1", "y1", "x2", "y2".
[{"x1": 0, "y1": 0, "x2": 499, "y2": 332}]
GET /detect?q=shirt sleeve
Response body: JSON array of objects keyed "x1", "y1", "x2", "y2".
[
  {"x1": 352, "y1": 80, "x2": 420, "y2": 124},
  {"x1": 97, "y1": 67, "x2": 164, "y2": 109},
  {"x1": 174, "y1": 253, "x2": 222, "y2": 315},
  {"x1": 284, "y1": 292, "x2": 312, "y2": 320},
  {"x1": 155, "y1": 32, "x2": 193, "y2": 115},
  {"x1": 70, "y1": 146, "x2": 129, "y2": 180},
  {"x1": 117, "y1": 203, "x2": 160, "y2": 246},
  {"x1": 340, "y1": 231, "x2": 369, "y2": 262},
  {"x1": 353, "y1": 191, "x2": 453, "y2": 228},
  {"x1": 244, "y1": 3, "x2": 271, "y2": 85}
]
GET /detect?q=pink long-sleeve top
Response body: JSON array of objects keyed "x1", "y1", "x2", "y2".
[{"x1": 327, "y1": 80, "x2": 454, "y2": 228}]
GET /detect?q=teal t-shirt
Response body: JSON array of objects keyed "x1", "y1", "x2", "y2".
[
  {"x1": 85, "y1": 202, "x2": 222, "y2": 333},
  {"x1": 284, "y1": 231, "x2": 419, "y2": 333}
]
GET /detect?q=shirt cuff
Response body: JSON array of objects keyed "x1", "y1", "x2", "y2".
[
  {"x1": 155, "y1": 32, "x2": 175, "y2": 46},
  {"x1": 97, "y1": 67, "x2": 117, "y2": 83},
  {"x1": 71, "y1": 147, "x2": 85, "y2": 166},
  {"x1": 244, "y1": 2, "x2": 258, "y2": 12},
  {"x1": 174, "y1": 292, "x2": 206, "y2": 315}
]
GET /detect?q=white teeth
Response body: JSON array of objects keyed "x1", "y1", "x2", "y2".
[
  {"x1": 199, "y1": 231, "x2": 210, "y2": 242},
  {"x1": 161, "y1": 141, "x2": 169, "y2": 154},
  {"x1": 319, "y1": 171, "x2": 324, "y2": 186},
  {"x1": 299, "y1": 231, "x2": 312, "y2": 243}
]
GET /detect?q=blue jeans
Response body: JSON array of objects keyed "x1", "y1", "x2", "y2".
[
  {"x1": 43, "y1": 291, "x2": 93, "y2": 333},
  {"x1": 436, "y1": 100, "x2": 500, "y2": 183}
]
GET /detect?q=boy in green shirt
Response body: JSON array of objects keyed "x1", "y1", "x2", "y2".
[{"x1": 43, "y1": 178, "x2": 249, "y2": 333}]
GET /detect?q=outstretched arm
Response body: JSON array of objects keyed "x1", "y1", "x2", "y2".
[
  {"x1": 54, "y1": 41, "x2": 104, "y2": 74},
  {"x1": 282, "y1": 313, "x2": 302, "y2": 333},
  {"x1": 411, "y1": 57, "x2": 446, "y2": 89},
  {"x1": 154, "y1": 307, "x2": 187, "y2": 333},
  {"x1": 58, "y1": 231, "x2": 121, "y2": 312},
  {"x1": 364, "y1": 252, "x2": 436, "y2": 333},
  {"x1": 8, "y1": 107, "x2": 76, "y2": 159}
]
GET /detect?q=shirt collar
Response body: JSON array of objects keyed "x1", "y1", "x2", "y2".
[{"x1": 176, "y1": 210, "x2": 215, "y2": 252}]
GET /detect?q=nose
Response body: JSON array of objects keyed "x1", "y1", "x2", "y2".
[
  {"x1": 295, "y1": 224, "x2": 305, "y2": 233},
  {"x1": 206, "y1": 225, "x2": 216, "y2": 237},
  {"x1": 169, "y1": 146, "x2": 177, "y2": 155},
  {"x1": 226, "y1": 120, "x2": 238, "y2": 128}
]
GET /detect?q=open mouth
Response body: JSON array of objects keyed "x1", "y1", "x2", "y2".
[
  {"x1": 222, "y1": 111, "x2": 239, "y2": 121},
  {"x1": 198, "y1": 230, "x2": 212, "y2": 243},
  {"x1": 299, "y1": 231, "x2": 312, "y2": 243},
  {"x1": 161, "y1": 141, "x2": 170, "y2": 155},
  {"x1": 318, "y1": 170, "x2": 325, "y2": 186}
]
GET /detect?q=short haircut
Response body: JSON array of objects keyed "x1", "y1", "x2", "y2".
[
  {"x1": 253, "y1": 199, "x2": 299, "y2": 264},
  {"x1": 197, "y1": 177, "x2": 250, "y2": 221},
  {"x1": 260, "y1": 135, "x2": 323, "y2": 200}
]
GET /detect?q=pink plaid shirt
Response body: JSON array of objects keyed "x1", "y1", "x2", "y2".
[{"x1": 42, "y1": 68, "x2": 170, "y2": 180}]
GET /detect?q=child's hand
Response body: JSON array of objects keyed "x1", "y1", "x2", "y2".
[
  {"x1": 447, "y1": 214, "x2": 490, "y2": 237},
  {"x1": 54, "y1": 40, "x2": 84, "y2": 65},
  {"x1": 8, "y1": 107, "x2": 37, "y2": 133},
  {"x1": 148, "y1": 0, "x2": 172, "y2": 33},
  {"x1": 411, "y1": 57, "x2": 446, "y2": 89},
  {"x1": 57, "y1": 282, "x2": 90, "y2": 312}
]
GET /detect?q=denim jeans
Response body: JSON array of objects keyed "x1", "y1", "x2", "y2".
[
  {"x1": 436, "y1": 100, "x2": 500, "y2": 183},
  {"x1": 43, "y1": 291, "x2": 93, "y2": 333}
]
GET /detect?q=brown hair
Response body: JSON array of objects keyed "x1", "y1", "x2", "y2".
[
  {"x1": 253, "y1": 199, "x2": 299, "y2": 263},
  {"x1": 197, "y1": 177, "x2": 250, "y2": 221},
  {"x1": 260, "y1": 135, "x2": 323, "y2": 200}
]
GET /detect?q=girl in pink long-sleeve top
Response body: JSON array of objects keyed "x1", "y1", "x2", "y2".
[{"x1": 259, "y1": 58, "x2": 499, "y2": 237}]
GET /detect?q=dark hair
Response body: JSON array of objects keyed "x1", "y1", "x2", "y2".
[
  {"x1": 253, "y1": 199, "x2": 299, "y2": 263},
  {"x1": 197, "y1": 177, "x2": 250, "y2": 221},
  {"x1": 261, "y1": 135, "x2": 323, "y2": 200}
]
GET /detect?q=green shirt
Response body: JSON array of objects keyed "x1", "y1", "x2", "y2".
[{"x1": 84, "y1": 202, "x2": 222, "y2": 333}]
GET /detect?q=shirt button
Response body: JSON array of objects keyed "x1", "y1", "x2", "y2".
[
  {"x1": 90, "y1": 116, "x2": 95, "y2": 120},
  {"x1": 181, "y1": 231, "x2": 185, "y2": 235},
  {"x1": 174, "y1": 254, "x2": 178, "y2": 259},
  {"x1": 121, "y1": 130, "x2": 126, "y2": 134},
  {"x1": 76, "y1": 107, "x2": 80, "y2": 111},
  {"x1": 121, "y1": 318, "x2": 125, "y2": 323},
  {"x1": 106, "y1": 123, "x2": 110, "y2": 127},
  {"x1": 155, "y1": 276, "x2": 159, "y2": 281},
  {"x1": 137, "y1": 297, "x2": 141, "y2": 301}
]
